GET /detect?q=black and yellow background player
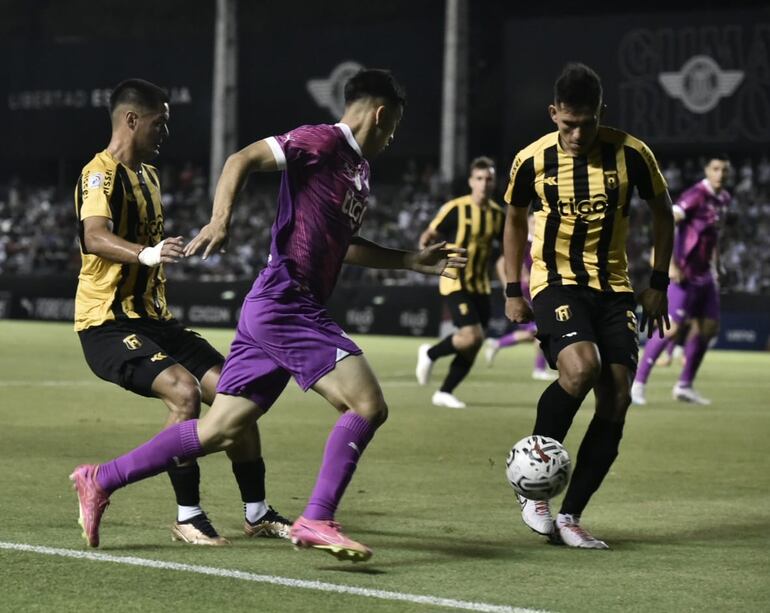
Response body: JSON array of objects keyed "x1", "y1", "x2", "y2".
[
  {"x1": 74, "y1": 78, "x2": 290, "y2": 547},
  {"x1": 415, "y1": 157, "x2": 505, "y2": 408},
  {"x1": 503, "y1": 63, "x2": 674, "y2": 548}
]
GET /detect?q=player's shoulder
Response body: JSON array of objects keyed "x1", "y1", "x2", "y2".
[
  {"x1": 284, "y1": 123, "x2": 342, "y2": 155},
  {"x1": 79, "y1": 151, "x2": 119, "y2": 192},
  {"x1": 488, "y1": 199, "x2": 505, "y2": 214},
  {"x1": 514, "y1": 132, "x2": 558, "y2": 162},
  {"x1": 442, "y1": 195, "x2": 471, "y2": 209},
  {"x1": 81, "y1": 150, "x2": 118, "y2": 175},
  {"x1": 599, "y1": 126, "x2": 653, "y2": 153}
]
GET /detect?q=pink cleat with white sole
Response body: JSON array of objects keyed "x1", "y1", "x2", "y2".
[
  {"x1": 69, "y1": 464, "x2": 110, "y2": 548},
  {"x1": 290, "y1": 515, "x2": 372, "y2": 562}
]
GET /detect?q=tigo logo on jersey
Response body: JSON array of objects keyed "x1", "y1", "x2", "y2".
[
  {"x1": 123, "y1": 334, "x2": 142, "y2": 350},
  {"x1": 555, "y1": 305, "x2": 572, "y2": 322}
]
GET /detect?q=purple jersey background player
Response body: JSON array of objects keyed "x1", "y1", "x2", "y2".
[{"x1": 633, "y1": 156, "x2": 731, "y2": 406}]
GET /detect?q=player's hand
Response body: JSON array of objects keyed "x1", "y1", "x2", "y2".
[
  {"x1": 184, "y1": 222, "x2": 229, "y2": 260},
  {"x1": 159, "y1": 236, "x2": 185, "y2": 263},
  {"x1": 505, "y1": 296, "x2": 534, "y2": 323},
  {"x1": 638, "y1": 287, "x2": 670, "y2": 338},
  {"x1": 408, "y1": 241, "x2": 468, "y2": 278}
]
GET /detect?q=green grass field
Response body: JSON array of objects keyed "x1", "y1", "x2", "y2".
[{"x1": 0, "y1": 320, "x2": 768, "y2": 613}]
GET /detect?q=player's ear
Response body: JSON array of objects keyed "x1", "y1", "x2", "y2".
[
  {"x1": 125, "y1": 110, "x2": 138, "y2": 130},
  {"x1": 548, "y1": 104, "x2": 558, "y2": 125},
  {"x1": 374, "y1": 104, "x2": 387, "y2": 127}
]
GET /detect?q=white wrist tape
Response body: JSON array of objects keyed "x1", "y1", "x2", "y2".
[{"x1": 138, "y1": 239, "x2": 166, "y2": 267}]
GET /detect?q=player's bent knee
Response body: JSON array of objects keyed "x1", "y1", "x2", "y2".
[
  {"x1": 351, "y1": 397, "x2": 388, "y2": 428},
  {"x1": 560, "y1": 361, "x2": 600, "y2": 396},
  {"x1": 158, "y1": 374, "x2": 203, "y2": 421}
]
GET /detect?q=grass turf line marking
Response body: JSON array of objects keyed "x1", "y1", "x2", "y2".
[{"x1": 0, "y1": 542, "x2": 549, "y2": 613}]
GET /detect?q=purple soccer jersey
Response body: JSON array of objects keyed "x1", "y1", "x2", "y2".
[
  {"x1": 673, "y1": 179, "x2": 730, "y2": 284},
  {"x1": 260, "y1": 123, "x2": 371, "y2": 303},
  {"x1": 216, "y1": 123, "x2": 370, "y2": 408}
]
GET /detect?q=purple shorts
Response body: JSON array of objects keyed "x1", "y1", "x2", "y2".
[
  {"x1": 667, "y1": 277, "x2": 720, "y2": 325},
  {"x1": 216, "y1": 269, "x2": 362, "y2": 410}
]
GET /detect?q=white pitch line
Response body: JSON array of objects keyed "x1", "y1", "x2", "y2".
[
  {"x1": 0, "y1": 542, "x2": 549, "y2": 613},
  {"x1": 0, "y1": 380, "x2": 102, "y2": 387}
]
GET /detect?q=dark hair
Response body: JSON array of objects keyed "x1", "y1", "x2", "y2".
[
  {"x1": 703, "y1": 153, "x2": 730, "y2": 165},
  {"x1": 109, "y1": 78, "x2": 169, "y2": 114},
  {"x1": 469, "y1": 156, "x2": 495, "y2": 175},
  {"x1": 554, "y1": 63, "x2": 602, "y2": 110},
  {"x1": 344, "y1": 69, "x2": 407, "y2": 109}
]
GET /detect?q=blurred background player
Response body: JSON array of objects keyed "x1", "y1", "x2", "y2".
[
  {"x1": 70, "y1": 69, "x2": 467, "y2": 561},
  {"x1": 504, "y1": 63, "x2": 674, "y2": 549},
  {"x1": 74, "y1": 78, "x2": 289, "y2": 546},
  {"x1": 415, "y1": 157, "x2": 505, "y2": 408},
  {"x1": 484, "y1": 214, "x2": 555, "y2": 381},
  {"x1": 632, "y1": 155, "x2": 731, "y2": 405}
]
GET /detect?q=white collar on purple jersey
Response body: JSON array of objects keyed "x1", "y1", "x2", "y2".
[
  {"x1": 334, "y1": 122, "x2": 363, "y2": 157},
  {"x1": 701, "y1": 178, "x2": 717, "y2": 196}
]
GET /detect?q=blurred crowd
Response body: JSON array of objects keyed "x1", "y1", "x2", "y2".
[{"x1": 1, "y1": 155, "x2": 769, "y2": 294}]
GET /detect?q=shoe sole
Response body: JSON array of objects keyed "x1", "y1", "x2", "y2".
[
  {"x1": 291, "y1": 538, "x2": 372, "y2": 562},
  {"x1": 244, "y1": 524, "x2": 291, "y2": 539},
  {"x1": 171, "y1": 525, "x2": 230, "y2": 546}
]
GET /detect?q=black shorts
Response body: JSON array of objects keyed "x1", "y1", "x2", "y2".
[
  {"x1": 78, "y1": 318, "x2": 224, "y2": 397},
  {"x1": 532, "y1": 286, "x2": 639, "y2": 372},
  {"x1": 444, "y1": 291, "x2": 492, "y2": 329}
]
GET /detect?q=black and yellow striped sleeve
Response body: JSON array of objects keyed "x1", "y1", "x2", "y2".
[
  {"x1": 429, "y1": 202, "x2": 459, "y2": 237},
  {"x1": 624, "y1": 137, "x2": 667, "y2": 200},
  {"x1": 504, "y1": 152, "x2": 536, "y2": 207}
]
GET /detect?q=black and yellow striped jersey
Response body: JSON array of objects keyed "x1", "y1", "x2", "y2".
[
  {"x1": 504, "y1": 126, "x2": 667, "y2": 298},
  {"x1": 428, "y1": 194, "x2": 505, "y2": 296},
  {"x1": 74, "y1": 150, "x2": 173, "y2": 331}
]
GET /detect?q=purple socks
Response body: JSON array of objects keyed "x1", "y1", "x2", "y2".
[
  {"x1": 97, "y1": 420, "x2": 203, "y2": 493},
  {"x1": 635, "y1": 334, "x2": 670, "y2": 384},
  {"x1": 678, "y1": 334, "x2": 709, "y2": 387},
  {"x1": 302, "y1": 411, "x2": 376, "y2": 521},
  {"x1": 534, "y1": 351, "x2": 548, "y2": 371}
]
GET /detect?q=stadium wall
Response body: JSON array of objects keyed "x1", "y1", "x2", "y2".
[{"x1": 1, "y1": 275, "x2": 767, "y2": 351}]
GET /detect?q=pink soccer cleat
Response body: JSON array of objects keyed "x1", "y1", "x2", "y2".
[
  {"x1": 290, "y1": 515, "x2": 372, "y2": 562},
  {"x1": 69, "y1": 464, "x2": 110, "y2": 548}
]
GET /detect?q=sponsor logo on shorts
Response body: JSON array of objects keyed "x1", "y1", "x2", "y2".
[
  {"x1": 554, "y1": 305, "x2": 572, "y2": 322},
  {"x1": 561, "y1": 331, "x2": 578, "y2": 339},
  {"x1": 150, "y1": 352, "x2": 168, "y2": 362},
  {"x1": 122, "y1": 334, "x2": 142, "y2": 350},
  {"x1": 459, "y1": 303, "x2": 469, "y2": 316}
]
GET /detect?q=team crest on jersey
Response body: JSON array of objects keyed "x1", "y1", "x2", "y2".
[
  {"x1": 123, "y1": 334, "x2": 142, "y2": 350},
  {"x1": 604, "y1": 171, "x2": 618, "y2": 190},
  {"x1": 555, "y1": 305, "x2": 572, "y2": 322}
]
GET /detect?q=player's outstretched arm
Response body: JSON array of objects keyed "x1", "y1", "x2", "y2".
[
  {"x1": 344, "y1": 236, "x2": 467, "y2": 278},
  {"x1": 185, "y1": 139, "x2": 280, "y2": 259},
  {"x1": 639, "y1": 190, "x2": 675, "y2": 338},
  {"x1": 82, "y1": 217, "x2": 184, "y2": 266}
]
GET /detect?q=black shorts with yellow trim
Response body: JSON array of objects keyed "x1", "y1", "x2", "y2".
[
  {"x1": 444, "y1": 290, "x2": 492, "y2": 329},
  {"x1": 78, "y1": 318, "x2": 224, "y2": 397},
  {"x1": 532, "y1": 285, "x2": 639, "y2": 372}
]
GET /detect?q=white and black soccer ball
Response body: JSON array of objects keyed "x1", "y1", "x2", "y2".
[{"x1": 505, "y1": 435, "x2": 571, "y2": 501}]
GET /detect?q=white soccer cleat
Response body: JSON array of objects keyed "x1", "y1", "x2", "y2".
[
  {"x1": 416, "y1": 343, "x2": 434, "y2": 385},
  {"x1": 532, "y1": 369, "x2": 557, "y2": 381},
  {"x1": 483, "y1": 339, "x2": 500, "y2": 366},
  {"x1": 555, "y1": 514, "x2": 609, "y2": 549},
  {"x1": 431, "y1": 391, "x2": 466, "y2": 409},
  {"x1": 630, "y1": 381, "x2": 647, "y2": 406},
  {"x1": 517, "y1": 494, "x2": 554, "y2": 536},
  {"x1": 672, "y1": 384, "x2": 711, "y2": 405}
]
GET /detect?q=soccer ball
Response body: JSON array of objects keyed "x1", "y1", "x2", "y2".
[{"x1": 505, "y1": 435, "x2": 571, "y2": 500}]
